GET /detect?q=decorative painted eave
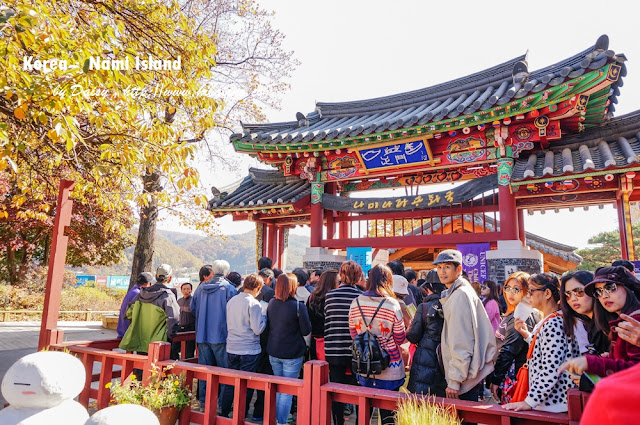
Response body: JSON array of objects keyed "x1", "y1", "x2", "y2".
[
  {"x1": 511, "y1": 109, "x2": 640, "y2": 184},
  {"x1": 208, "y1": 168, "x2": 310, "y2": 213},
  {"x1": 404, "y1": 214, "x2": 582, "y2": 264},
  {"x1": 232, "y1": 35, "x2": 625, "y2": 154}
]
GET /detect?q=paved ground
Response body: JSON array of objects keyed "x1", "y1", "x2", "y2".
[{"x1": 0, "y1": 321, "x2": 117, "y2": 407}]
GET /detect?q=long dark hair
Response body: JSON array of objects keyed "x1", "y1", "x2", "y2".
[
  {"x1": 560, "y1": 271, "x2": 594, "y2": 338},
  {"x1": 308, "y1": 269, "x2": 339, "y2": 315},
  {"x1": 482, "y1": 280, "x2": 500, "y2": 307},
  {"x1": 529, "y1": 273, "x2": 561, "y2": 303},
  {"x1": 594, "y1": 286, "x2": 640, "y2": 334},
  {"x1": 368, "y1": 264, "x2": 395, "y2": 298}
]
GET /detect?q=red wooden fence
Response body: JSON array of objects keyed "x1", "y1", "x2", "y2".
[{"x1": 49, "y1": 339, "x2": 584, "y2": 425}]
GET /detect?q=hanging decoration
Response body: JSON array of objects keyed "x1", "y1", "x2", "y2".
[{"x1": 534, "y1": 115, "x2": 550, "y2": 137}]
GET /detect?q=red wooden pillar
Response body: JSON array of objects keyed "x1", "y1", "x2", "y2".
[
  {"x1": 498, "y1": 184, "x2": 519, "y2": 241},
  {"x1": 517, "y1": 208, "x2": 526, "y2": 244},
  {"x1": 39, "y1": 180, "x2": 75, "y2": 350},
  {"x1": 339, "y1": 212, "x2": 350, "y2": 239},
  {"x1": 277, "y1": 226, "x2": 286, "y2": 269},
  {"x1": 325, "y1": 183, "x2": 337, "y2": 241},
  {"x1": 310, "y1": 183, "x2": 324, "y2": 247},
  {"x1": 267, "y1": 223, "x2": 277, "y2": 261},
  {"x1": 617, "y1": 174, "x2": 636, "y2": 260}
]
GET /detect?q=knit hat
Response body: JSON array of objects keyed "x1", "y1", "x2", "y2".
[{"x1": 584, "y1": 266, "x2": 640, "y2": 298}]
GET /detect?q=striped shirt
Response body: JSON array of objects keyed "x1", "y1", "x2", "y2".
[
  {"x1": 349, "y1": 294, "x2": 406, "y2": 383},
  {"x1": 324, "y1": 285, "x2": 362, "y2": 365}
]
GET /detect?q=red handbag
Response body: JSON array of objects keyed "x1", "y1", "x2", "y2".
[{"x1": 507, "y1": 311, "x2": 561, "y2": 403}]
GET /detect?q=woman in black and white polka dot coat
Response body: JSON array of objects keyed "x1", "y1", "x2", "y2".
[{"x1": 503, "y1": 273, "x2": 580, "y2": 413}]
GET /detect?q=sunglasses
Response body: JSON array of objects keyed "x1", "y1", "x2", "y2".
[
  {"x1": 503, "y1": 286, "x2": 522, "y2": 294},
  {"x1": 481, "y1": 285, "x2": 488, "y2": 290},
  {"x1": 528, "y1": 287, "x2": 548, "y2": 295},
  {"x1": 564, "y1": 287, "x2": 586, "y2": 299},
  {"x1": 594, "y1": 283, "x2": 618, "y2": 299}
]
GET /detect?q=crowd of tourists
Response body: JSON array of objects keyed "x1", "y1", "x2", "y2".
[{"x1": 116, "y1": 252, "x2": 640, "y2": 425}]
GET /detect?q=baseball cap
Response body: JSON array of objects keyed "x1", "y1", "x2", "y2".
[
  {"x1": 137, "y1": 272, "x2": 154, "y2": 285},
  {"x1": 392, "y1": 275, "x2": 409, "y2": 295},
  {"x1": 156, "y1": 264, "x2": 173, "y2": 279},
  {"x1": 432, "y1": 249, "x2": 462, "y2": 266}
]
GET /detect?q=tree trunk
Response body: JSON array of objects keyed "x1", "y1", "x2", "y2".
[{"x1": 129, "y1": 170, "x2": 162, "y2": 290}]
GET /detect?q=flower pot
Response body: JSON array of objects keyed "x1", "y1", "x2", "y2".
[{"x1": 156, "y1": 406, "x2": 180, "y2": 425}]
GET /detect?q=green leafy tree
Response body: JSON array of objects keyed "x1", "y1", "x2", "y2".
[{"x1": 576, "y1": 222, "x2": 640, "y2": 271}]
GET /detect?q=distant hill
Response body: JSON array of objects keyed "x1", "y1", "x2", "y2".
[{"x1": 73, "y1": 229, "x2": 310, "y2": 278}]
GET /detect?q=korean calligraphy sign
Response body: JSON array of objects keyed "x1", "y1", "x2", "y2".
[
  {"x1": 354, "y1": 137, "x2": 439, "y2": 172},
  {"x1": 322, "y1": 175, "x2": 497, "y2": 213}
]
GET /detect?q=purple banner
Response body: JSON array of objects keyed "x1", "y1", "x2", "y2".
[{"x1": 456, "y1": 243, "x2": 490, "y2": 283}]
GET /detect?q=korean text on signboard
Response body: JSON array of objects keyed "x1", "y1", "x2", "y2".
[{"x1": 357, "y1": 139, "x2": 433, "y2": 171}]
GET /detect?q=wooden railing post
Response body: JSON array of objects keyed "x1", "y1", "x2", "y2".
[
  {"x1": 143, "y1": 341, "x2": 171, "y2": 383},
  {"x1": 309, "y1": 360, "x2": 330, "y2": 425}
]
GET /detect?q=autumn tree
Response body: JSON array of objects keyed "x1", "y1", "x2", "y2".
[
  {"x1": 0, "y1": 0, "x2": 220, "y2": 285},
  {"x1": 129, "y1": 0, "x2": 298, "y2": 288},
  {"x1": 1, "y1": 0, "x2": 297, "y2": 287}
]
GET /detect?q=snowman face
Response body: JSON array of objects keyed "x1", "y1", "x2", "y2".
[{"x1": 1, "y1": 351, "x2": 86, "y2": 408}]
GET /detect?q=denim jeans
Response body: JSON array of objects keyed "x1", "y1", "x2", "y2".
[
  {"x1": 224, "y1": 352, "x2": 261, "y2": 416},
  {"x1": 269, "y1": 355, "x2": 304, "y2": 424},
  {"x1": 197, "y1": 342, "x2": 232, "y2": 415}
]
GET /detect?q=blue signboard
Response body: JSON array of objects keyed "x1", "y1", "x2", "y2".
[
  {"x1": 347, "y1": 247, "x2": 373, "y2": 275},
  {"x1": 107, "y1": 275, "x2": 130, "y2": 289},
  {"x1": 356, "y1": 139, "x2": 434, "y2": 171},
  {"x1": 76, "y1": 275, "x2": 96, "y2": 287}
]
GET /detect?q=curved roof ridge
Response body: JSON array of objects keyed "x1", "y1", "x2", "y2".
[
  {"x1": 315, "y1": 54, "x2": 527, "y2": 117},
  {"x1": 548, "y1": 109, "x2": 640, "y2": 150}
]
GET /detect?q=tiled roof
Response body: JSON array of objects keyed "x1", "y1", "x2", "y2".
[
  {"x1": 407, "y1": 214, "x2": 582, "y2": 264},
  {"x1": 512, "y1": 110, "x2": 640, "y2": 181},
  {"x1": 232, "y1": 35, "x2": 625, "y2": 146},
  {"x1": 208, "y1": 168, "x2": 310, "y2": 211}
]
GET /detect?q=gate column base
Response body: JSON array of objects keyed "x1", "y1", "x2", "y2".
[
  {"x1": 303, "y1": 247, "x2": 346, "y2": 271},
  {"x1": 486, "y1": 240, "x2": 543, "y2": 285}
]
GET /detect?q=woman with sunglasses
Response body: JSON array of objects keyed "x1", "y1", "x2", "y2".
[
  {"x1": 559, "y1": 271, "x2": 610, "y2": 355},
  {"x1": 559, "y1": 266, "x2": 640, "y2": 378},
  {"x1": 481, "y1": 280, "x2": 501, "y2": 332},
  {"x1": 487, "y1": 272, "x2": 539, "y2": 404},
  {"x1": 503, "y1": 273, "x2": 580, "y2": 412}
]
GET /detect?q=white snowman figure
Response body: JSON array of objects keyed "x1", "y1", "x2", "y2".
[
  {"x1": 85, "y1": 404, "x2": 159, "y2": 425},
  {"x1": 0, "y1": 351, "x2": 89, "y2": 425}
]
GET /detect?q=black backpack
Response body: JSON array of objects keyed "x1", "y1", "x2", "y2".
[{"x1": 351, "y1": 298, "x2": 390, "y2": 377}]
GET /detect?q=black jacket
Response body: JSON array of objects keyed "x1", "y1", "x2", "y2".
[
  {"x1": 488, "y1": 311, "x2": 539, "y2": 386},
  {"x1": 266, "y1": 297, "x2": 312, "y2": 359},
  {"x1": 406, "y1": 294, "x2": 446, "y2": 396}
]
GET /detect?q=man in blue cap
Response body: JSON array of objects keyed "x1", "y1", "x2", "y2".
[{"x1": 433, "y1": 249, "x2": 496, "y2": 417}]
